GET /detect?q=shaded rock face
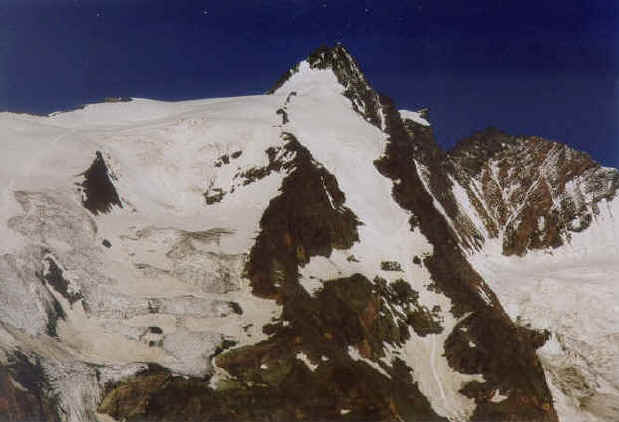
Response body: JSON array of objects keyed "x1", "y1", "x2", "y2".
[
  {"x1": 246, "y1": 131, "x2": 362, "y2": 299},
  {"x1": 401, "y1": 113, "x2": 485, "y2": 252},
  {"x1": 79, "y1": 151, "x2": 123, "y2": 215},
  {"x1": 448, "y1": 129, "x2": 619, "y2": 255},
  {"x1": 41, "y1": 256, "x2": 82, "y2": 306},
  {"x1": 401, "y1": 113, "x2": 441, "y2": 166},
  {"x1": 100, "y1": 275, "x2": 446, "y2": 422},
  {"x1": 375, "y1": 95, "x2": 556, "y2": 422},
  {"x1": 0, "y1": 353, "x2": 60, "y2": 422}
]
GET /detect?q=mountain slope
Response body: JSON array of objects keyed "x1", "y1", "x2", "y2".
[
  {"x1": 447, "y1": 128, "x2": 618, "y2": 256},
  {"x1": 398, "y1": 115, "x2": 619, "y2": 421},
  {"x1": 443, "y1": 131, "x2": 619, "y2": 421},
  {"x1": 0, "y1": 45, "x2": 574, "y2": 422}
]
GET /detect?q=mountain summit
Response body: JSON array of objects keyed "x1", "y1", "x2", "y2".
[
  {"x1": 0, "y1": 45, "x2": 616, "y2": 422},
  {"x1": 269, "y1": 44, "x2": 384, "y2": 129}
]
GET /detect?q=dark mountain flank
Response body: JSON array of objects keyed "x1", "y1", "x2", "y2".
[
  {"x1": 374, "y1": 93, "x2": 555, "y2": 421},
  {"x1": 0, "y1": 353, "x2": 60, "y2": 422},
  {"x1": 79, "y1": 151, "x2": 123, "y2": 215}
]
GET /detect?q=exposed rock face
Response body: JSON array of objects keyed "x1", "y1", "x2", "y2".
[
  {"x1": 0, "y1": 353, "x2": 60, "y2": 422},
  {"x1": 79, "y1": 151, "x2": 123, "y2": 215},
  {"x1": 401, "y1": 110, "x2": 486, "y2": 252},
  {"x1": 375, "y1": 95, "x2": 555, "y2": 422},
  {"x1": 246, "y1": 131, "x2": 362, "y2": 299},
  {"x1": 447, "y1": 128, "x2": 618, "y2": 255}
]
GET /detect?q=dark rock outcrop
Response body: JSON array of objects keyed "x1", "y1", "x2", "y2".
[
  {"x1": 79, "y1": 151, "x2": 123, "y2": 215},
  {"x1": 0, "y1": 353, "x2": 60, "y2": 422}
]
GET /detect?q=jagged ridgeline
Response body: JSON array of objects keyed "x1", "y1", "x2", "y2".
[
  {"x1": 11, "y1": 43, "x2": 618, "y2": 422},
  {"x1": 446, "y1": 128, "x2": 618, "y2": 256}
]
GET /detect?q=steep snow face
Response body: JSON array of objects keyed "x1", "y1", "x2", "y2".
[
  {"x1": 271, "y1": 45, "x2": 384, "y2": 129},
  {"x1": 275, "y1": 60, "x2": 342, "y2": 98}
]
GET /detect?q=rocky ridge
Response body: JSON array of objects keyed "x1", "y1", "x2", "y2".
[{"x1": 446, "y1": 128, "x2": 618, "y2": 256}]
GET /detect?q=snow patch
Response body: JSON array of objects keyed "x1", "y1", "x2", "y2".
[
  {"x1": 347, "y1": 345, "x2": 391, "y2": 379},
  {"x1": 296, "y1": 351, "x2": 318, "y2": 371},
  {"x1": 399, "y1": 109, "x2": 430, "y2": 126}
]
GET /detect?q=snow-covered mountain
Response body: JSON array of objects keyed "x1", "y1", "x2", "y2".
[
  {"x1": 400, "y1": 99, "x2": 619, "y2": 421},
  {"x1": 447, "y1": 128, "x2": 618, "y2": 256},
  {"x1": 0, "y1": 45, "x2": 615, "y2": 422},
  {"x1": 442, "y1": 130, "x2": 619, "y2": 421}
]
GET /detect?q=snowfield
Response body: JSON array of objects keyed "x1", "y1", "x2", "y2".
[
  {"x1": 0, "y1": 95, "x2": 288, "y2": 420},
  {"x1": 470, "y1": 197, "x2": 619, "y2": 422}
]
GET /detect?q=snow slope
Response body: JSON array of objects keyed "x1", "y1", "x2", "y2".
[
  {"x1": 0, "y1": 96, "x2": 289, "y2": 419},
  {"x1": 470, "y1": 197, "x2": 619, "y2": 422}
]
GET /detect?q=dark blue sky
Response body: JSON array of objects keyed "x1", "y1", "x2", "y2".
[{"x1": 2, "y1": 0, "x2": 618, "y2": 167}]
